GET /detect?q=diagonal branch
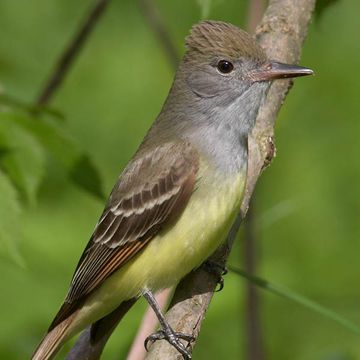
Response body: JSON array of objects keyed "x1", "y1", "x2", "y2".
[
  {"x1": 138, "y1": 0, "x2": 179, "y2": 70},
  {"x1": 36, "y1": 0, "x2": 110, "y2": 106},
  {"x1": 145, "y1": 0, "x2": 316, "y2": 358}
]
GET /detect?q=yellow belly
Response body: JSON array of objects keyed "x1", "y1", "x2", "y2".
[{"x1": 70, "y1": 165, "x2": 246, "y2": 333}]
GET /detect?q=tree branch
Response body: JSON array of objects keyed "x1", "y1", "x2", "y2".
[
  {"x1": 145, "y1": 0, "x2": 315, "y2": 358},
  {"x1": 138, "y1": 0, "x2": 179, "y2": 70},
  {"x1": 36, "y1": 0, "x2": 110, "y2": 106}
]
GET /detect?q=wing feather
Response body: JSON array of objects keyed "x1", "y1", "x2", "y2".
[{"x1": 49, "y1": 141, "x2": 199, "y2": 330}]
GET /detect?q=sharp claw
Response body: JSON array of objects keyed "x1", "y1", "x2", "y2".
[
  {"x1": 215, "y1": 277, "x2": 224, "y2": 292},
  {"x1": 144, "y1": 332, "x2": 165, "y2": 351},
  {"x1": 144, "y1": 337, "x2": 152, "y2": 351},
  {"x1": 144, "y1": 329, "x2": 193, "y2": 359},
  {"x1": 144, "y1": 338, "x2": 150, "y2": 352},
  {"x1": 203, "y1": 260, "x2": 228, "y2": 291}
]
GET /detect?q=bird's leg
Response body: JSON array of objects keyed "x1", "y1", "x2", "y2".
[
  {"x1": 143, "y1": 289, "x2": 194, "y2": 359},
  {"x1": 202, "y1": 260, "x2": 228, "y2": 291}
]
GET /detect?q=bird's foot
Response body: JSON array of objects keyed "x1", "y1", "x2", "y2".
[
  {"x1": 144, "y1": 328, "x2": 194, "y2": 359},
  {"x1": 202, "y1": 260, "x2": 228, "y2": 291}
]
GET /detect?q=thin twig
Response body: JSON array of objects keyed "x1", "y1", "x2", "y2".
[
  {"x1": 138, "y1": 0, "x2": 179, "y2": 70},
  {"x1": 36, "y1": 0, "x2": 110, "y2": 106},
  {"x1": 146, "y1": 0, "x2": 316, "y2": 358}
]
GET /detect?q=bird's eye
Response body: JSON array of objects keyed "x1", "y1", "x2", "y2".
[{"x1": 217, "y1": 60, "x2": 234, "y2": 74}]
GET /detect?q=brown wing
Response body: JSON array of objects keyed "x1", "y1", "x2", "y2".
[{"x1": 50, "y1": 141, "x2": 199, "y2": 330}]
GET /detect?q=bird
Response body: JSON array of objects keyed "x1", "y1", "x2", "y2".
[{"x1": 32, "y1": 20, "x2": 313, "y2": 360}]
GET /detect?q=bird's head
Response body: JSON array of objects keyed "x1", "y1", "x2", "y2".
[{"x1": 182, "y1": 20, "x2": 313, "y2": 103}]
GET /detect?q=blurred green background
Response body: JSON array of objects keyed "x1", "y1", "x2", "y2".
[{"x1": 0, "y1": 0, "x2": 359, "y2": 359}]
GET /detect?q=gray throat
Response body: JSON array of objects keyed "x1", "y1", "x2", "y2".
[{"x1": 151, "y1": 81, "x2": 269, "y2": 175}]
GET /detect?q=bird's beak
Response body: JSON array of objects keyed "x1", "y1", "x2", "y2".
[{"x1": 250, "y1": 61, "x2": 314, "y2": 82}]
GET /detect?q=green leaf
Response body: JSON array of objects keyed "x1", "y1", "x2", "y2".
[
  {"x1": 0, "y1": 93, "x2": 65, "y2": 121},
  {"x1": 70, "y1": 154, "x2": 105, "y2": 200},
  {"x1": 3, "y1": 111, "x2": 104, "y2": 200},
  {"x1": 229, "y1": 265, "x2": 360, "y2": 335},
  {"x1": 5, "y1": 111, "x2": 79, "y2": 167},
  {"x1": 0, "y1": 113, "x2": 46, "y2": 204},
  {"x1": 0, "y1": 170, "x2": 24, "y2": 266}
]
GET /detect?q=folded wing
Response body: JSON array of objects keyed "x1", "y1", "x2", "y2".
[{"x1": 49, "y1": 141, "x2": 199, "y2": 330}]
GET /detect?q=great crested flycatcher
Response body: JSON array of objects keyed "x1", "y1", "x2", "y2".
[{"x1": 32, "y1": 20, "x2": 313, "y2": 360}]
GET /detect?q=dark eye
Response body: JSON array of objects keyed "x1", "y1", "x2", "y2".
[{"x1": 217, "y1": 60, "x2": 234, "y2": 74}]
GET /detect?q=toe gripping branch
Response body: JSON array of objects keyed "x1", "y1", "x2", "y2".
[
  {"x1": 144, "y1": 329, "x2": 194, "y2": 360},
  {"x1": 143, "y1": 290, "x2": 195, "y2": 360},
  {"x1": 202, "y1": 260, "x2": 228, "y2": 292},
  {"x1": 142, "y1": 260, "x2": 227, "y2": 358}
]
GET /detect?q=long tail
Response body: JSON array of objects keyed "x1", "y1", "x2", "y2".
[
  {"x1": 32, "y1": 311, "x2": 78, "y2": 360},
  {"x1": 32, "y1": 299, "x2": 137, "y2": 360},
  {"x1": 65, "y1": 298, "x2": 137, "y2": 360}
]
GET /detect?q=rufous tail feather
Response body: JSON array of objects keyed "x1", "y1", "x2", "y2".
[
  {"x1": 31, "y1": 311, "x2": 78, "y2": 360},
  {"x1": 32, "y1": 299, "x2": 137, "y2": 360}
]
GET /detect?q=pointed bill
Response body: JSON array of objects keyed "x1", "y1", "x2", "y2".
[{"x1": 250, "y1": 61, "x2": 314, "y2": 82}]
